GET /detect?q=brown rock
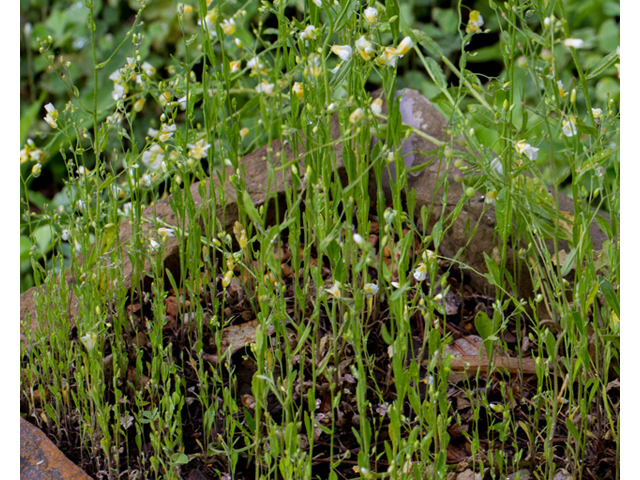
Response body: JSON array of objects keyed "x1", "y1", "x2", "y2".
[
  {"x1": 369, "y1": 88, "x2": 608, "y2": 302},
  {"x1": 20, "y1": 417, "x2": 91, "y2": 480}
]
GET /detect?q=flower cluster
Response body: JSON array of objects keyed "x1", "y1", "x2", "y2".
[
  {"x1": 330, "y1": 32, "x2": 414, "y2": 69},
  {"x1": 466, "y1": 10, "x2": 484, "y2": 34},
  {"x1": 514, "y1": 140, "x2": 539, "y2": 161},
  {"x1": 20, "y1": 139, "x2": 44, "y2": 166}
]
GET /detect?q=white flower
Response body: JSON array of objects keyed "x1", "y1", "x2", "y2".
[
  {"x1": 349, "y1": 107, "x2": 365, "y2": 124},
  {"x1": 133, "y1": 98, "x2": 146, "y2": 112},
  {"x1": 353, "y1": 233, "x2": 364, "y2": 245},
  {"x1": 31, "y1": 163, "x2": 42, "y2": 178},
  {"x1": 120, "y1": 414, "x2": 134, "y2": 429},
  {"x1": 544, "y1": 17, "x2": 551, "y2": 27},
  {"x1": 363, "y1": 6, "x2": 379, "y2": 25},
  {"x1": 331, "y1": 62, "x2": 342, "y2": 74},
  {"x1": 177, "y1": 3, "x2": 193, "y2": 14},
  {"x1": 202, "y1": 9, "x2": 217, "y2": 31},
  {"x1": 390, "y1": 281, "x2": 400, "y2": 289},
  {"x1": 187, "y1": 139, "x2": 211, "y2": 159},
  {"x1": 557, "y1": 80, "x2": 567, "y2": 98},
  {"x1": 363, "y1": 283, "x2": 379, "y2": 297},
  {"x1": 312, "y1": 0, "x2": 322, "y2": 7},
  {"x1": 141, "y1": 173, "x2": 152, "y2": 188},
  {"x1": 177, "y1": 95, "x2": 187, "y2": 110},
  {"x1": 396, "y1": 37, "x2": 414, "y2": 56},
  {"x1": 20, "y1": 148, "x2": 30, "y2": 164},
  {"x1": 80, "y1": 332, "x2": 98, "y2": 352},
  {"x1": 158, "y1": 227, "x2": 175, "y2": 238},
  {"x1": 149, "y1": 239, "x2": 160, "y2": 253},
  {"x1": 355, "y1": 36, "x2": 374, "y2": 61},
  {"x1": 433, "y1": 293, "x2": 443, "y2": 302},
  {"x1": 122, "y1": 202, "x2": 132, "y2": 215},
  {"x1": 31, "y1": 148, "x2": 43, "y2": 162},
  {"x1": 420, "y1": 249, "x2": 433, "y2": 261},
  {"x1": 61, "y1": 229, "x2": 70, "y2": 241},
  {"x1": 562, "y1": 116, "x2": 578, "y2": 137},
  {"x1": 564, "y1": 38, "x2": 584, "y2": 49},
  {"x1": 147, "y1": 127, "x2": 159, "y2": 137},
  {"x1": 43, "y1": 103, "x2": 58, "y2": 128},
  {"x1": 141, "y1": 61, "x2": 156, "y2": 76},
  {"x1": 379, "y1": 47, "x2": 398, "y2": 67},
  {"x1": 326, "y1": 282, "x2": 341, "y2": 298},
  {"x1": 328, "y1": 103, "x2": 337, "y2": 113},
  {"x1": 159, "y1": 123, "x2": 176, "y2": 142},
  {"x1": 300, "y1": 25, "x2": 317, "y2": 40},
  {"x1": 240, "y1": 127, "x2": 249, "y2": 139},
  {"x1": 466, "y1": 10, "x2": 484, "y2": 34},
  {"x1": 112, "y1": 82, "x2": 125, "y2": 101},
  {"x1": 255, "y1": 81, "x2": 275, "y2": 95},
  {"x1": 514, "y1": 140, "x2": 539, "y2": 161},
  {"x1": 371, "y1": 98, "x2": 383, "y2": 116},
  {"x1": 413, "y1": 263, "x2": 428, "y2": 281},
  {"x1": 142, "y1": 144, "x2": 165, "y2": 171},
  {"x1": 76, "y1": 199, "x2": 85, "y2": 211},
  {"x1": 230, "y1": 60, "x2": 241, "y2": 73},
  {"x1": 221, "y1": 18, "x2": 236, "y2": 35},
  {"x1": 74, "y1": 238, "x2": 82, "y2": 254},
  {"x1": 331, "y1": 45, "x2": 352, "y2": 62},
  {"x1": 235, "y1": 37, "x2": 243, "y2": 48},
  {"x1": 247, "y1": 57, "x2": 265, "y2": 72},
  {"x1": 592, "y1": 108, "x2": 603, "y2": 119},
  {"x1": 108, "y1": 69, "x2": 122, "y2": 82},
  {"x1": 292, "y1": 82, "x2": 303, "y2": 100}
]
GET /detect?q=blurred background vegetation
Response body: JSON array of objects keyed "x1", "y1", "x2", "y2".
[{"x1": 19, "y1": 0, "x2": 619, "y2": 293}]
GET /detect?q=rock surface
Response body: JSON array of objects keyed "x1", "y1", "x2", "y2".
[{"x1": 20, "y1": 417, "x2": 91, "y2": 480}]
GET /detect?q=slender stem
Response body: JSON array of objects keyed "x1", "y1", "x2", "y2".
[{"x1": 88, "y1": 0, "x2": 99, "y2": 165}]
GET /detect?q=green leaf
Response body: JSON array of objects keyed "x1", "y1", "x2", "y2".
[
  {"x1": 20, "y1": 92, "x2": 46, "y2": 146},
  {"x1": 594, "y1": 214, "x2": 612, "y2": 241},
  {"x1": 598, "y1": 277, "x2": 619, "y2": 318},
  {"x1": 572, "y1": 311, "x2": 585, "y2": 336},
  {"x1": 474, "y1": 310, "x2": 493, "y2": 341},
  {"x1": 241, "y1": 190, "x2": 264, "y2": 230},
  {"x1": 424, "y1": 57, "x2": 447, "y2": 90},
  {"x1": 468, "y1": 104, "x2": 495, "y2": 129},
  {"x1": 601, "y1": 335, "x2": 620, "y2": 349},
  {"x1": 20, "y1": 236, "x2": 32, "y2": 264},
  {"x1": 418, "y1": 35, "x2": 444, "y2": 58},
  {"x1": 33, "y1": 225, "x2": 52, "y2": 254},
  {"x1": 474, "y1": 310, "x2": 494, "y2": 360},
  {"x1": 334, "y1": 0, "x2": 356, "y2": 32},
  {"x1": 170, "y1": 453, "x2": 189, "y2": 464},
  {"x1": 99, "y1": 223, "x2": 117, "y2": 256},
  {"x1": 545, "y1": 329, "x2": 557, "y2": 361},
  {"x1": 380, "y1": 323, "x2": 393, "y2": 345},
  {"x1": 565, "y1": 418, "x2": 581, "y2": 442},
  {"x1": 561, "y1": 247, "x2": 578, "y2": 277},
  {"x1": 586, "y1": 49, "x2": 620, "y2": 80},
  {"x1": 482, "y1": 252, "x2": 501, "y2": 286},
  {"x1": 407, "y1": 157, "x2": 435, "y2": 174},
  {"x1": 431, "y1": 220, "x2": 443, "y2": 249}
]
